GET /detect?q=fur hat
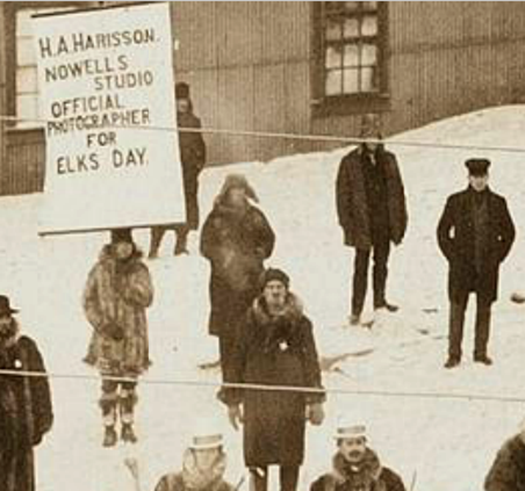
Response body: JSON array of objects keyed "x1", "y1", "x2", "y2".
[
  {"x1": 0, "y1": 295, "x2": 19, "y2": 316},
  {"x1": 260, "y1": 268, "x2": 290, "y2": 291},
  {"x1": 216, "y1": 174, "x2": 259, "y2": 204},
  {"x1": 176, "y1": 82, "x2": 191, "y2": 100},
  {"x1": 110, "y1": 228, "x2": 133, "y2": 244}
]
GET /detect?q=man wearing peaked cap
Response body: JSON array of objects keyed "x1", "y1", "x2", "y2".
[
  {"x1": 0, "y1": 295, "x2": 53, "y2": 491},
  {"x1": 310, "y1": 419, "x2": 405, "y2": 491},
  {"x1": 438, "y1": 158, "x2": 515, "y2": 368},
  {"x1": 336, "y1": 113, "x2": 408, "y2": 327}
]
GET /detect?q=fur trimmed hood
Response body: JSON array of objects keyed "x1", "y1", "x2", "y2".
[
  {"x1": 252, "y1": 292, "x2": 304, "y2": 326},
  {"x1": 99, "y1": 244, "x2": 144, "y2": 262}
]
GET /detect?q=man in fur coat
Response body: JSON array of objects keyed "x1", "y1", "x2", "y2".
[
  {"x1": 485, "y1": 420, "x2": 525, "y2": 491},
  {"x1": 310, "y1": 423, "x2": 405, "y2": 491},
  {"x1": 200, "y1": 174, "x2": 275, "y2": 372},
  {"x1": 219, "y1": 268, "x2": 325, "y2": 491},
  {"x1": 0, "y1": 295, "x2": 53, "y2": 491},
  {"x1": 83, "y1": 228, "x2": 154, "y2": 447},
  {"x1": 336, "y1": 114, "x2": 407, "y2": 326}
]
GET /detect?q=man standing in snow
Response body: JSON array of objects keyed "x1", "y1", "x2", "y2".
[
  {"x1": 310, "y1": 422, "x2": 405, "y2": 491},
  {"x1": 485, "y1": 420, "x2": 525, "y2": 491},
  {"x1": 219, "y1": 268, "x2": 325, "y2": 491},
  {"x1": 336, "y1": 113, "x2": 408, "y2": 326},
  {"x1": 200, "y1": 174, "x2": 275, "y2": 372},
  {"x1": 438, "y1": 159, "x2": 515, "y2": 368},
  {"x1": 149, "y1": 81, "x2": 207, "y2": 258},
  {"x1": 0, "y1": 295, "x2": 53, "y2": 491},
  {"x1": 83, "y1": 228, "x2": 154, "y2": 446}
]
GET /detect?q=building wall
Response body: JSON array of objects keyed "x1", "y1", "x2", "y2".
[{"x1": 2, "y1": 2, "x2": 525, "y2": 195}]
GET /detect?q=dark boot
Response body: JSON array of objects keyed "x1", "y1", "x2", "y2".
[
  {"x1": 121, "y1": 423, "x2": 138, "y2": 444},
  {"x1": 103, "y1": 426, "x2": 118, "y2": 447},
  {"x1": 444, "y1": 357, "x2": 461, "y2": 369},
  {"x1": 174, "y1": 228, "x2": 189, "y2": 256}
]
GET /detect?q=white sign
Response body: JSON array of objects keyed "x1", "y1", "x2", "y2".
[{"x1": 33, "y1": 2, "x2": 185, "y2": 235}]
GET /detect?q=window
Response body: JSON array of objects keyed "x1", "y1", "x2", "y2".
[
  {"x1": 314, "y1": 2, "x2": 389, "y2": 113},
  {"x1": 11, "y1": 5, "x2": 76, "y2": 129}
]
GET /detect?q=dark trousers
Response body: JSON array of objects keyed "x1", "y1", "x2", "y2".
[
  {"x1": 99, "y1": 378, "x2": 137, "y2": 426},
  {"x1": 351, "y1": 238, "x2": 391, "y2": 316},
  {"x1": 448, "y1": 292, "x2": 492, "y2": 360},
  {"x1": 219, "y1": 332, "x2": 237, "y2": 375},
  {"x1": 149, "y1": 225, "x2": 189, "y2": 257},
  {"x1": 249, "y1": 466, "x2": 300, "y2": 491}
]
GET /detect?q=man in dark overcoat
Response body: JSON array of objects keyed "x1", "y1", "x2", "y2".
[
  {"x1": 485, "y1": 418, "x2": 525, "y2": 491},
  {"x1": 0, "y1": 295, "x2": 53, "y2": 491},
  {"x1": 336, "y1": 114, "x2": 407, "y2": 326},
  {"x1": 437, "y1": 158, "x2": 515, "y2": 368},
  {"x1": 200, "y1": 174, "x2": 275, "y2": 373},
  {"x1": 218, "y1": 268, "x2": 326, "y2": 491},
  {"x1": 149, "y1": 82, "x2": 207, "y2": 258}
]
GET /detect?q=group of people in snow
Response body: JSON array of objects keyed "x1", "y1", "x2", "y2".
[
  {"x1": 336, "y1": 114, "x2": 515, "y2": 369},
  {"x1": 1, "y1": 82, "x2": 523, "y2": 491}
]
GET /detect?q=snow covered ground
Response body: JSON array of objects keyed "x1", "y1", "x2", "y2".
[{"x1": 3, "y1": 105, "x2": 525, "y2": 491}]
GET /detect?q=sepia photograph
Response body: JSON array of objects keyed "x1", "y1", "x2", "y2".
[{"x1": 1, "y1": 2, "x2": 525, "y2": 491}]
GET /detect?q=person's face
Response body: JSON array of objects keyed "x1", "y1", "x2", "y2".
[
  {"x1": 469, "y1": 173, "x2": 489, "y2": 192},
  {"x1": 0, "y1": 314, "x2": 15, "y2": 340},
  {"x1": 193, "y1": 447, "x2": 221, "y2": 469},
  {"x1": 114, "y1": 241, "x2": 134, "y2": 260},
  {"x1": 227, "y1": 187, "x2": 246, "y2": 207},
  {"x1": 362, "y1": 129, "x2": 380, "y2": 153},
  {"x1": 177, "y1": 98, "x2": 190, "y2": 114},
  {"x1": 338, "y1": 437, "x2": 367, "y2": 464},
  {"x1": 263, "y1": 280, "x2": 287, "y2": 310}
]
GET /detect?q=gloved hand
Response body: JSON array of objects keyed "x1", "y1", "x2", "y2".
[
  {"x1": 306, "y1": 402, "x2": 325, "y2": 426},
  {"x1": 103, "y1": 323, "x2": 124, "y2": 342},
  {"x1": 228, "y1": 404, "x2": 244, "y2": 431}
]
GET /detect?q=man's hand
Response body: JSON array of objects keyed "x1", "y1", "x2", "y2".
[
  {"x1": 306, "y1": 402, "x2": 325, "y2": 426},
  {"x1": 228, "y1": 404, "x2": 244, "y2": 431},
  {"x1": 103, "y1": 323, "x2": 125, "y2": 342}
]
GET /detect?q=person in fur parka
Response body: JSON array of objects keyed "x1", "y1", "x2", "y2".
[
  {"x1": 218, "y1": 268, "x2": 325, "y2": 491},
  {"x1": 200, "y1": 174, "x2": 275, "y2": 372},
  {"x1": 83, "y1": 228, "x2": 154, "y2": 447}
]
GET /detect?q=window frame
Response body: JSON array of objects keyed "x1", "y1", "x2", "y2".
[
  {"x1": 4, "y1": 1, "x2": 89, "y2": 132},
  {"x1": 312, "y1": 1, "x2": 390, "y2": 117}
]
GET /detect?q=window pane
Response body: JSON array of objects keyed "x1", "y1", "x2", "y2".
[
  {"x1": 16, "y1": 93, "x2": 41, "y2": 125},
  {"x1": 16, "y1": 66, "x2": 38, "y2": 94},
  {"x1": 17, "y1": 37, "x2": 37, "y2": 66},
  {"x1": 326, "y1": 46, "x2": 343, "y2": 69},
  {"x1": 326, "y1": 69, "x2": 343, "y2": 96},
  {"x1": 362, "y1": 15, "x2": 378, "y2": 36},
  {"x1": 361, "y1": 44, "x2": 377, "y2": 66},
  {"x1": 343, "y1": 68, "x2": 359, "y2": 94},
  {"x1": 362, "y1": 1, "x2": 378, "y2": 11},
  {"x1": 326, "y1": 19, "x2": 342, "y2": 41},
  {"x1": 343, "y1": 44, "x2": 359, "y2": 67},
  {"x1": 343, "y1": 17, "x2": 360, "y2": 38},
  {"x1": 344, "y1": 2, "x2": 360, "y2": 13},
  {"x1": 361, "y1": 66, "x2": 377, "y2": 92}
]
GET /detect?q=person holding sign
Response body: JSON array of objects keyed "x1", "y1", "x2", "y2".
[
  {"x1": 149, "y1": 82, "x2": 207, "y2": 258},
  {"x1": 83, "y1": 228, "x2": 154, "y2": 447}
]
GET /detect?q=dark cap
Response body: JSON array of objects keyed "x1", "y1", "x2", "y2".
[
  {"x1": 465, "y1": 158, "x2": 491, "y2": 176},
  {"x1": 110, "y1": 228, "x2": 133, "y2": 244},
  {"x1": 176, "y1": 82, "x2": 190, "y2": 100},
  {"x1": 0, "y1": 295, "x2": 19, "y2": 316},
  {"x1": 260, "y1": 268, "x2": 290, "y2": 291}
]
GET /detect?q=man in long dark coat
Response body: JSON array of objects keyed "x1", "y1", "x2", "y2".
[
  {"x1": 310, "y1": 422, "x2": 405, "y2": 491},
  {"x1": 200, "y1": 174, "x2": 275, "y2": 372},
  {"x1": 219, "y1": 268, "x2": 326, "y2": 491},
  {"x1": 437, "y1": 158, "x2": 515, "y2": 368},
  {"x1": 336, "y1": 114, "x2": 407, "y2": 326},
  {"x1": 149, "y1": 82, "x2": 207, "y2": 258},
  {"x1": 0, "y1": 295, "x2": 53, "y2": 491},
  {"x1": 485, "y1": 422, "x2": 525, "y2": 491}
]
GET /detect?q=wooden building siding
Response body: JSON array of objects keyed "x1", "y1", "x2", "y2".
[{"x1": 2, "y1": 2, "x2": 525, "y2": 195}]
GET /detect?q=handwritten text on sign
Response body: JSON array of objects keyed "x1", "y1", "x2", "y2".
[{"x1": 33, "y1": 3, "x2": 185, "y2": 234}]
